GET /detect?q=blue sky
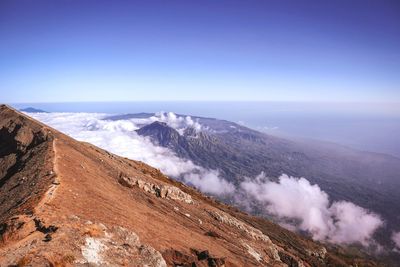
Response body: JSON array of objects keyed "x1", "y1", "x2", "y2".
[{"x1": 1, "y1": 0, "x2": 399, "y2": 103}]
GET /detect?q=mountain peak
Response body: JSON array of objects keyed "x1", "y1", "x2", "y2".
[
  {"x1": 141, "y1": 120, "x2": 170, "y2": 129},
  {"x1": 136, "y1": 121, "x2": 182, "y2": 147},
  {"x1": 0, "y1": 106, "x2": 378, "y2": 266}
]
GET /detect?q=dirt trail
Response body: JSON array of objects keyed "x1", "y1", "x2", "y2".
[{"x1": 35, "y1": 139, "x2": 61, "y2": 213}]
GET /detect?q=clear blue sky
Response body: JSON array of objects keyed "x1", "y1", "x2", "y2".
[{"x1": 1, "y1": 0, "x2": 399, "y2": 103}]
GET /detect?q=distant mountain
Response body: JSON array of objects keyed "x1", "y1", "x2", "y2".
[
  {"x1": 0, "y1": 104, "x2": 380, "y2": 266},
  {"x1": 118, "y1": 113, "x2": 400, "y2": 252},
  {"x1": 20, "y1": 107, "x2": 48, "y2": 113},
  {"x1": 137, "y1": 121, "x2": 183, "y2": 147}
]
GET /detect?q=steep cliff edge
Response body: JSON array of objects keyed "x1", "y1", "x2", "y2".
[{"x1": 0, "y1": 105, "x2": 378, "y2": 266}]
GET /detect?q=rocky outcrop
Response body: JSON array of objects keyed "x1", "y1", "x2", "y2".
[
  {"x1": 1, "y1": 214, "x2": 168, "y2": 266},
  {"x1": 119, "y1": 173, "x2": 194, "y2": 204},
  {"x1": 208, "y1": 210, "x2": 274, "y2": 243},
  {"x1": 162, "y1": 248, "x2": 226, "y2": 267},
  {"x1": 208, "y1": 210, "x2": 281, "y2": 263},
  {"x1": 278, "y1": 251, "x2": 305, "y2": 267},
  {"x1": 306, "y1": 246, "x2": 327, "y2": 260},
  {"x1": 79, "y1": 223, "x2": 167, "y2": 267}
]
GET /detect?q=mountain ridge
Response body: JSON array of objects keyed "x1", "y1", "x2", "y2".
[{"x1": 0, "y1": 104, "x2": 381, "y2": 266}]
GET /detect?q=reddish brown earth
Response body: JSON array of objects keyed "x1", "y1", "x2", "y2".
[{"x1": 0, "y1": 105, "x2": 380, "y2": 267}]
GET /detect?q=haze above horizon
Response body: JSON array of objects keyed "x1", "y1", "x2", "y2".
[{"x1": 1, "y1": 0, "x2": 400, "y2": 103}]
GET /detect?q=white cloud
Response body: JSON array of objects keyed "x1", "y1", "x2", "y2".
[
  {"x1": 150, "y1": 112, "x2": 202, "y2": 135},
  {"x1": 329, "y1": 201, "x2": 383, "y2": 246},
  {"x1": 28, "y1": 112, "x2": 232, "y2": 195},
  {"x1": 183, "y1": 170, "x2": 235, "y2": 195},
  {"x1": 392, "y1": 232, "x2": 400, "y2": 251},
  {"x1": 240, "y1": 173, "x2": 383, "y2": 246}
]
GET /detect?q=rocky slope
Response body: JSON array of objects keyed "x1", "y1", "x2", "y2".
[{"x1": 0, "y1": 105, "x2": 379, "y2": 266}]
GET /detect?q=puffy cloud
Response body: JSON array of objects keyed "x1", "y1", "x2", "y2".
[
  {"x1": 240, "y1": 173, "x2": 383, "y2": 246},
  {"x1": 150, "y1": 112, "x2": 202, "y2": 135},
  {"x1": 392, "y1": 232, "x2": 400, "y2": 251},
  {"x1": 183, "y1": 170, "x2": 235, "y2": 195},
  {"x1": 28, "y1": 112, "x2": 233, "y2": 195},
  {"x1": 329, "y1": 201, "x2": 383, "y2": 246}
]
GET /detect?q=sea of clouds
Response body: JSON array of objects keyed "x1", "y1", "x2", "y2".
[{"x1": 28, "y1": 111, "x2": 387, "y2": 248}]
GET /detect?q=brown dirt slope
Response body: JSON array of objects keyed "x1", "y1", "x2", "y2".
[{"x1": 0, "y1": 104, "x2": 380, "y2": 267}]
